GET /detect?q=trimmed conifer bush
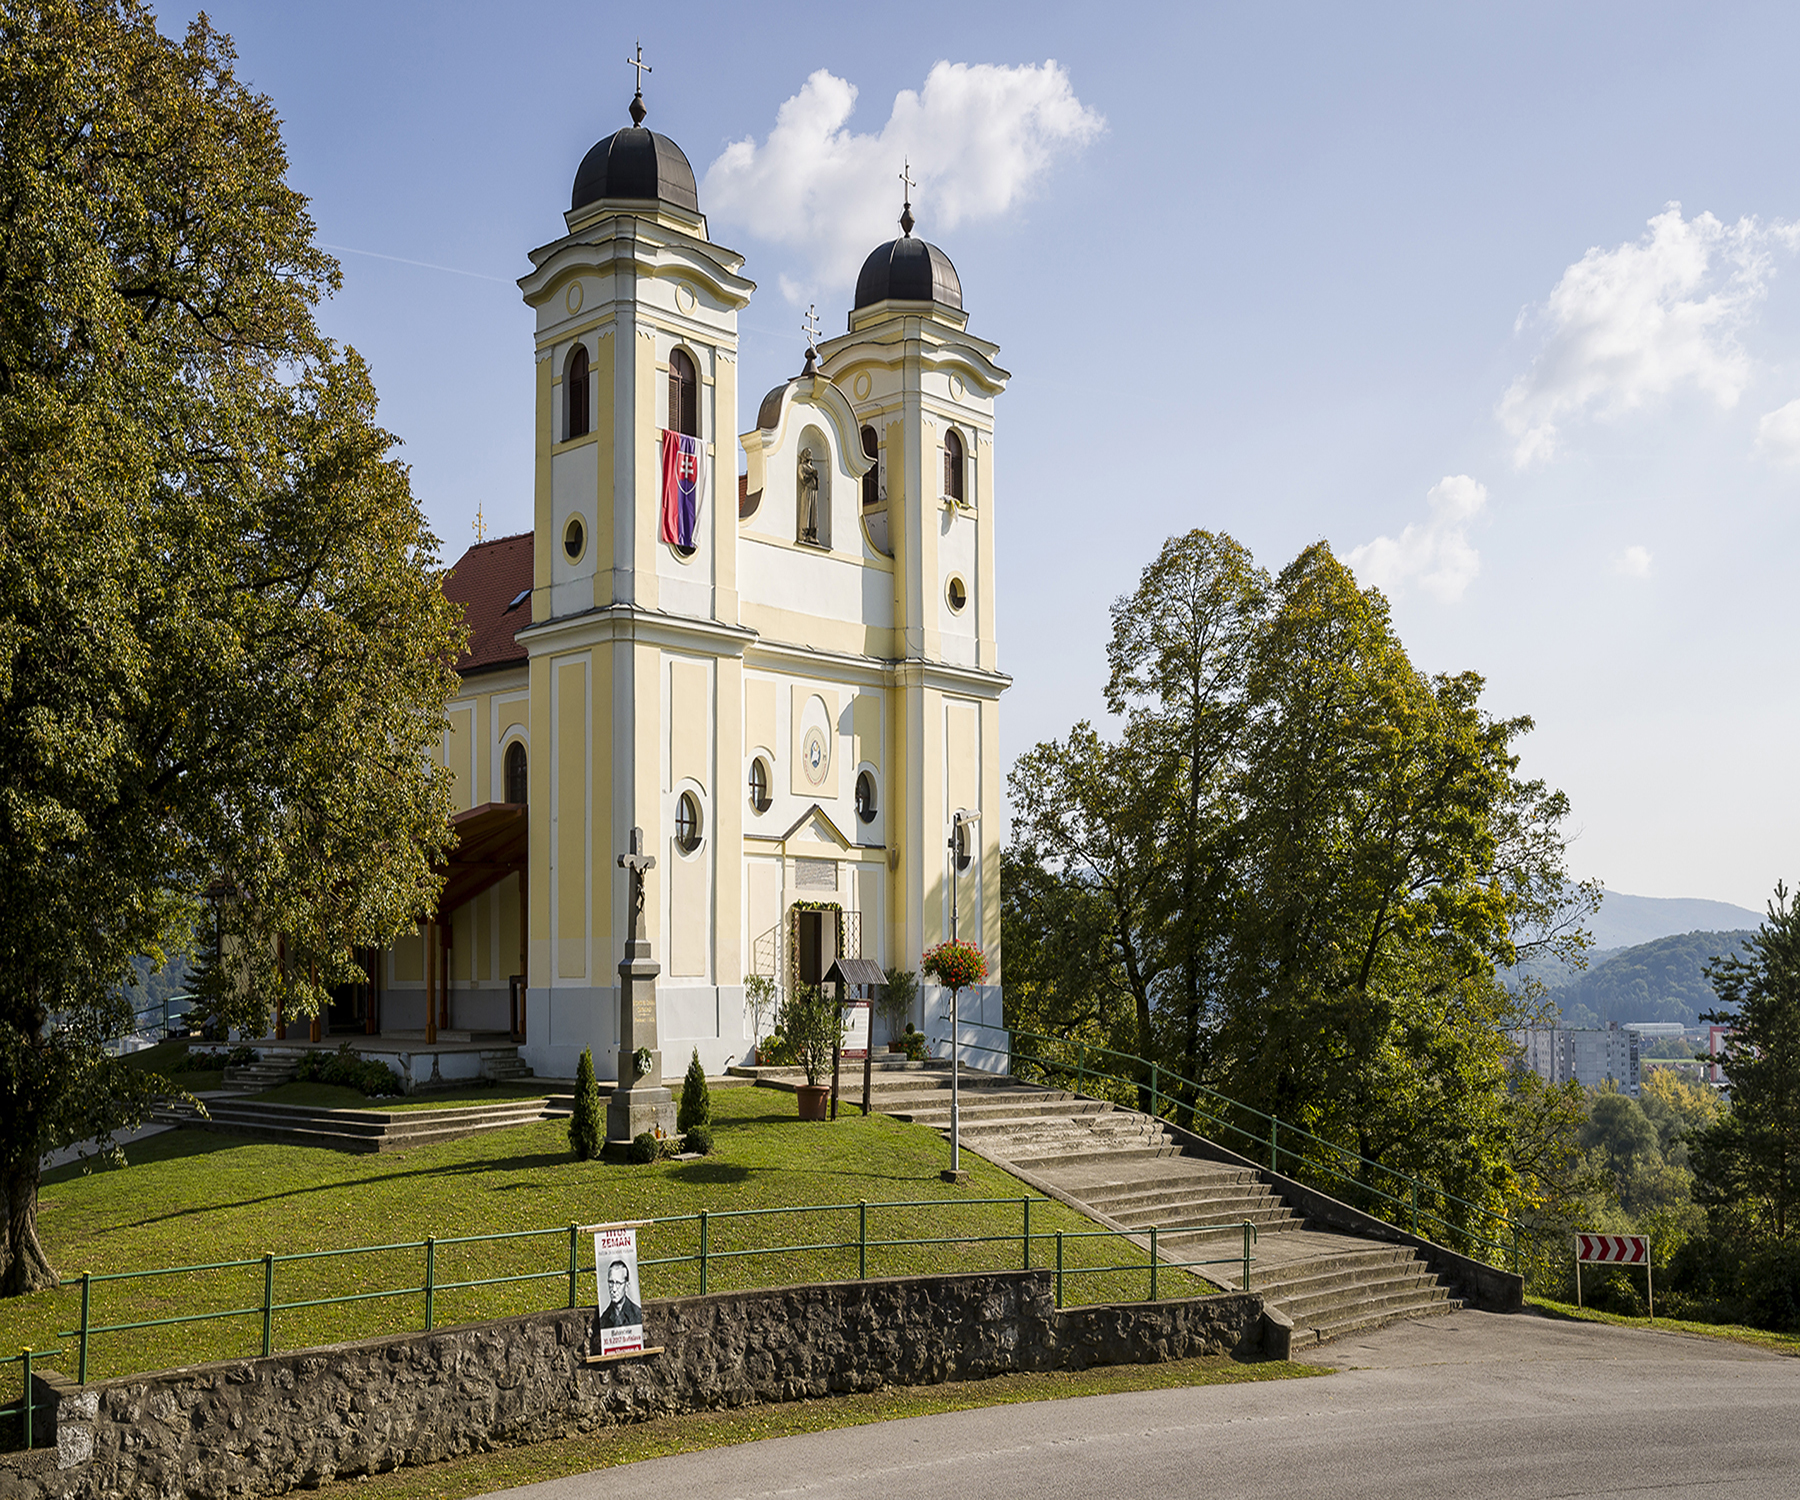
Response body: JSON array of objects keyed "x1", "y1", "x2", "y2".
[
  {"x1": 569, "y1": 1047, "x2": 602, "y2": 1161},
  {"x1": 677, "y1": 1047, "x2": 711, "y2": 1133}
]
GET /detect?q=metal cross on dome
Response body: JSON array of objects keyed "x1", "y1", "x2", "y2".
[
  {"x1": 899, "y1": 158, "x2": 916, "y2": 236},
  {"x1": 626, "y1": 41, "x2": 651, "y2": 125}
]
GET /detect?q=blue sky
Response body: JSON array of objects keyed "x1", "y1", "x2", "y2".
[{"x1": 180, "y1": 2, "x2": 1800, "y2": 910}]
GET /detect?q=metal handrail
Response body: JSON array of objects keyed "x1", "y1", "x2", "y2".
[
  {"x1": 945, "y1": 1019, "x2": 1522, "y2": 1272},
  {"x1": 50, "y1": 1198, "x2": 1259, "y2": 1391},
  {"x1": 1, "y1": 1348, "x2": 60, "y2": 1451}
]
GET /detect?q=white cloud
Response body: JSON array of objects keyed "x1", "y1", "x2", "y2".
[
  {"x1": 1755, "y1": 397, "x2": 1800, "y2": 464},
  {"x1": 702, "y1": 61, "x2": 1103, "y2": 301},
  {"x1": 1613, "y1": 545, "x2": 1654, "y2": 578},
  {"x1": 1346, "y1": 475, "x2": 1487, "y2": 603},
  {"x1": 1498, "y1": 206, "x2": 1800, "y2": 468}
]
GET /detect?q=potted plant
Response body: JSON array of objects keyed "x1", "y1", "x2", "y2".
[
  {"x1": 879, "y1": 966, "x2": 917, "y2": 1051},
  {"x1": 782, "y1": 981, "x2": 843, "y2": 1120},
  {"x1": 744, "y1": 973, "x2": 779, "y2": 1064}
]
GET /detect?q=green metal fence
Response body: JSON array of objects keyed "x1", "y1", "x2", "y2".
[
  {"x1": 948, "y1": 1020, "x2": 1523, "y2": 1272},
  {"x1": 0, "y1": 1348, "x2": 60, "y2": 1451},
  {"x1": 42, "y1": 1197, "x2": 1259, "y2": 1399}
]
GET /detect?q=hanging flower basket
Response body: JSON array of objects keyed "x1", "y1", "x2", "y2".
[{"x1": 921, "y1": 940, "x2": 987, "y2": 993}]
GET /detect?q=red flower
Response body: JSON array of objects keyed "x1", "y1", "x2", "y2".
[{"x1": 921, "y1": 939, "x2": 987, "y2": 993}]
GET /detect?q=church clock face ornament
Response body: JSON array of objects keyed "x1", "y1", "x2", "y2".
[{"x1": 802, "y1": 727, "x2": 830, "y2": 786}]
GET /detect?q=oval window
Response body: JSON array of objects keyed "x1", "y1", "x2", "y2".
[
  {"x1": 748, "y1": 758, "x2": 771, "y2": 814},
  {"x1": 675, "y1": 792, "x2": 703, "y2": 853},
  {"x1": 563, "y1": 515, "x2": 585, "y2": 562},
  {"x1": 855, "y1": 770, "x2": 877, "y2": 825},
  {"x1": 946, "y1": 575, "x2": 967, "y2": 613}
]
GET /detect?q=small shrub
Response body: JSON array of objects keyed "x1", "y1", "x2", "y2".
[
  {"x1": 684, "y1": 1123, "x2": 714, "y2": 1156},
  {"x1": 677, "y1": 1048, "x2": 711, "y2": 1133},
  {"x1": 295, "y1": 1042, "x2": 400, "y2": 1096},
  {"x1": 227, "y1": 1045, "x2": 258, "y2": 1067},
  {"x1": 629, "y1": 1131, "x2": 660, "y2": 1164},
  {"x1": 569, "y1": 1048, "x2": 603, "y2": 1161},
  {"x1": 903, "y1": 1029, "x2": 927, "y2": 1062},
  {"x1": 758, "y1": 1031, "x2": 796, "y2": 1067}
]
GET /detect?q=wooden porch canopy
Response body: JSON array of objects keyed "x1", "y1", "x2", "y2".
[
  {"x1": 436, "y1": 801, "x2": 528, "y2": 920},
  {"x1": 419, "y1": 801, "x2": 529, "y2": 1044}
]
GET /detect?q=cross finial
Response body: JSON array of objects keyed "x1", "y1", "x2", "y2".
[
  {"x1": 472, "y1": 503, "x2": 486, "y2": 545},
  {"x1": 626, "y1": 41, "x2": 651, "y2": 125},
  {"x1": 802, "y1": 302, "x2": 821, "y2": 353},
  {"x1": 899, "y1": 158, "x2": 915, "y2": 237}
]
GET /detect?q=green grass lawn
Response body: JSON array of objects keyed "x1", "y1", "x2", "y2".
[
  {"x1": 324, "y1": 1356, "x2": 1325, "y2": 1500},
  {"x1": 1, "y1": 1086, "x2": 1237, "y2": 1391},
  {"x1": 246, "y1": 1081, "x2": 556, "y2": 1112},
  {"x1": 119, "y1": 1038, "x2": 224, "y2": 1093},
  {"x1": 1527, "y1": 1297, "x2": 1800, "y2": 1357}
]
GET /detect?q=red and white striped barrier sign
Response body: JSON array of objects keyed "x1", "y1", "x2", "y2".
[{"x1": 1576, "y1": 1234, "x2": 1649, "y2": 1265}]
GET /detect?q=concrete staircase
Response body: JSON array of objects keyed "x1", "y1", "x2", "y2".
[
  {"x1": 149, "y1": 1092, "x2": 574, "y2": 1152},
  {"x1": 761, "y1": 1061, "x2": 1463, "y2": 1347},
  {"x1": 221, "y1": 1056, "x2": 299, "y2": 1091}
]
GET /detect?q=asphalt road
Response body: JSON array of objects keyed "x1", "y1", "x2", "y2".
[{"x1": 490, "y1": 1310, "x2": 1800, "y2": 1500}]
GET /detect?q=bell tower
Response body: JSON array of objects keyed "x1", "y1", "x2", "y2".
[
  {"x1": 513, "y1": 65, "x2": 755, "y2": 1086},
  {"x1": 817, "y1": 182, "x2": 1010, "y2": 1011}
]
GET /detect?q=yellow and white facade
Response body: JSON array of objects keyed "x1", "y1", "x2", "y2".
[{"x1": 396, "y1": 105, "x2": 1009, "y2": 1080}]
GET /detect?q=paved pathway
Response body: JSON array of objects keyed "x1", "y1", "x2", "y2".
[{"x1": 484, "y1": 1310, "x2": 1800, "y2": 1500}]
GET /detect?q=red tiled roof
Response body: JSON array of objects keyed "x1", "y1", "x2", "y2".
[{"x1": 444, "y1": 531, "x2": 533, "y2": 675}]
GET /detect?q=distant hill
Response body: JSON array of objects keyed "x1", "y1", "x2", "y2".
[
  {"x1": 1585, "y1": 891, "x2": 1766, "y2": 950},
  {"x1": 1550, "y1": 929, "x2": 1756, "y2": 1030}
]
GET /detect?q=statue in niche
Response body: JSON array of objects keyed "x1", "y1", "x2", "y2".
[{"x1": 797, "y1": 448, "x2": 820, "y2": 545}]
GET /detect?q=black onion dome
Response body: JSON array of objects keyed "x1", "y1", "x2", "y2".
[
  {"x1": 571, "y1": 127, "x2": 700, "y2": 214},
  {"x1": 853, "y1": 235, "x2": 962, "y2": 310}
]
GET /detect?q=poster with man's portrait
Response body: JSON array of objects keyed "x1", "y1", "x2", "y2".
[{"x1": 594, "y1": 1226, "x2": 644, "y2": 1355}]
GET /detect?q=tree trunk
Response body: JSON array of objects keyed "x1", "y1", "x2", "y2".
[{"x1": 1, "y1": 1155, "x2": 57, "y2": 1295}]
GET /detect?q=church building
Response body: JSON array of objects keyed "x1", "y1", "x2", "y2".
[{"x1": 373, "y1": 85, "x2": 1009, "y2": 1082}]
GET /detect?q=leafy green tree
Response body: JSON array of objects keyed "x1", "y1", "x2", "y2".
[
  {"x1": 1003, "y1": 531, "x2": 1593, "y2": 1248},
  {"x1": 0, "y1": 3, "x2": 460, "y2": 1292},
  {"x1": 1693, "y1": 884, "x2": 1800, "y2": 1241},
  {"x1": 677, "y1": 1047, "x2": 711, "y2": 1134},
  {"x1": 569, "y1": 1048, "x2": 603, "y2": 1161}
]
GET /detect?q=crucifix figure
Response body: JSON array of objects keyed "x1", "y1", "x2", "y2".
[
  {"x1": 618, "y1": 826, "x2": 656, "y2": 944},
  {"x1": 626, "y1": 41, "x2": 651, "y2": 126}
]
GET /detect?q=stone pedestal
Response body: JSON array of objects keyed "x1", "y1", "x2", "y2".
[{"x1": 607, "y1": 941, "x2": 676, "y2": 1144}]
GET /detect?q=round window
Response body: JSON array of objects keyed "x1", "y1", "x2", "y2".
[
  {"x1": 954, "y1": 820, "x2": 973, "y2": 872},
  {"x1": 855, "y1": 771, "x2": 877, "y2": 825},
  {"x1": 748, "y1": 758, "x2": 771, "y2": 814},
  {"x1": 675, "y1": 792, "x2": 702, "y2": 853},
  {"x1": 946, "y1": 575, "x2": 967, "y2": 613},
  {"x1": 563, "y1": 515, "x2": 585, "y2": 561}
]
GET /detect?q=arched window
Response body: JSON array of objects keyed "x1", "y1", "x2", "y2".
[
  {"x1": 748, "y1": 758, "x2": 771, "y2": 814},
  {"x1": 861, "y1": 426, "x2": 880, "y2": 509},
  {"x1": 565, "y1": 345, "x2": 589, "y2": 440},
  {"x1": 675, "y1": 791, "x2": 702, "y2": 853},
  {"x1": 669, "y1": 348, "x2": 698, "y2": 437},
  {"x1": 504, "y1": 742, "x2": 528, "y2": 806},
  {"x1": 944, "y1": 429, "x2": 965, "y2": 504},
  {"x1": 855, "y1": 770, "x2": 877, "y2": 825}
]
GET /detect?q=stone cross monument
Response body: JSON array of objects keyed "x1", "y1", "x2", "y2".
[{"x1": 607, "y1": 826, "x2": 677, "y2": 1144}]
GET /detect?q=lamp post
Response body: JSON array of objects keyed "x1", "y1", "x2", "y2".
[{"x1": 946, "y1": 809, "x2": 979, "y2": 1179}]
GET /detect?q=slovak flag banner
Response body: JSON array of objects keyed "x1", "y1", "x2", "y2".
[{"x1": 660, "y1": 430, "x2": 706, "y2": 549}]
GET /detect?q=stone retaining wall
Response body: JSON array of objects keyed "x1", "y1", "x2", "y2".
[{"x1": 1, "y1": 1271, "x2": 1270, "y2": 1500}]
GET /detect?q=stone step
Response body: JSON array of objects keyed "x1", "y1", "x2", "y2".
[
  {"x1": 1276, "y1": 1271, "x2": 1451, "y2": 1325},
  {"x1": 1078, "y1": 1174, "x2": 1276, "y2": 1213},
  {"x1": 1113, "y1": 1203, "x2": 1302, "y2": 1235},
  {"x1": 1001, "y1": 1142, "x2": 1189, "y2": 1171},
  {"x1": 1304, "y1": 1295, "x2": 1463, "y2": 1346}
]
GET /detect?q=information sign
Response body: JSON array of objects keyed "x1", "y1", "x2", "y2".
[
  {"x1": 843, "y1": 1000, "x2": 871, "y2": 1060},
  {"x1": 594, "y1": 1225, "x2": 644, "y2": 1356}
]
